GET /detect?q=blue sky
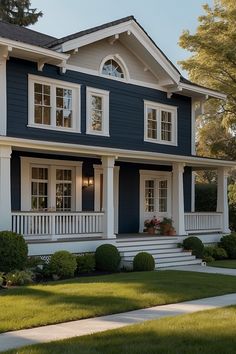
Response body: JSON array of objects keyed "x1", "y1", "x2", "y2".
[{"x1": 30, "y1": 0, "x2": 213, "y2": 76}]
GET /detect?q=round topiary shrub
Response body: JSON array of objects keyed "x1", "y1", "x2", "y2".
[
  {"x1": 49, "y1": 250, "x2": 77, "y2": 278},
  {"x1": 95, "y1": 244, "x2": 121, "y2": 272},
  {"x1": 133, "y1": 252, "x2": 155, "y2": 271},
  {"x1": 183, "y1": 236, "x2": 204, "y2": 258},
  {"x1": 219, "y1": 233, "x2": 236, "y2": 259},
  {"x1": 0, "y1": 231, "x2": 28, "y2": 272},
  {"x1": 213, "y1": 247, "x2": 228, "y2": 260},
  {"x1": 204, "y1": 256, "x2": 215, "y2": 263}
]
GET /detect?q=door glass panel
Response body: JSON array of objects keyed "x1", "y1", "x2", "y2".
[
  {"x1": 145, "y1": 180, "x2": 155, "y2": 212},
  {"x1": 159, "y1": 180, "x2": 168, "y2": 212},
  {"x1": 56, "y1": 169, "x2": 72, "y2": 211},
  {"x1": 31, "y1": 167, "x2": 48, "y2": 210}
]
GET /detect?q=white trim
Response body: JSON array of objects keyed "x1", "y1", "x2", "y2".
[
  {"x1": 172, "y1": 162, "x2": 187, "y2": 235},
  {"x1": 0, "y1": 145, "x2": 12, "y2": 230},
  {"x1": 86, "y1": 87, "x2": 110, "y2": 136},
  {"x1": 179, "y1": 82, "x2": 227, "y2": 100},
  {"x1": 66, "y1": 63, "x2": 167, "y2": 91},
  {"x1": 139, "y1": 170, "x2": 172, "y2": 232},
  {"x1": 28, "y1": 74, "x2": 81, "y2": 133},
  {"x1": 1, "y1": 136, "x2": 235, "y2": 168},
  {"x1": 0, "y1": 58, "x2": 7, "y2": 136},
  {"x1": 144, "y1": 100, "x2": 178, "y2": 146},
  {"x1": 191, "y1": 171, "x2": 195, "y2": 212},
  {"x1": 20, "y1": 157, "x2": 83, "y2": 212},
  {"x1": 99, "y1": 54, "x2": 130, "y2": 81}
]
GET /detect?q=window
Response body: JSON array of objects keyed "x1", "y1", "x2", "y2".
[
  {"x1": 144, "y1": 101, "x2": 177, "y2": 145},
  {"x1": 86, "y1": 87, "x2": 109, "y2": 136},
  {"x1": 31, "y1": 167, "x2": 48, "y2": 210},
  {"x1": 29, "y1": 75, "x2": 81, "y2": 132},
  {"x1": 102, "y1": 59, "x2": 124, "y2": 79},
  {"x1": 21, "y1": 157, "x2": 83, "y2": 212}
]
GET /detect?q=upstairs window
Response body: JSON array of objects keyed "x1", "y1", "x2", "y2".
[
  {"x1": 28, "y1": 75, "x2": 81, "y2": 132},
  {"x1": 144, "y1": 101, "x2": 177, "y2": 146},
  {"x1": 102, "y1": 59, "x2": 124, "y2": 79},
  {"x1": 86, "y1": 87, "x2": 109, "y2": 136}
]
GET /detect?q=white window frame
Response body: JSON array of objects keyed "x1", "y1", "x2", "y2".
[
  {"x1": 28, "y1": 74, "x2": 81, "y2": 133},
  {"x1": 144, "y1": 100, "x2": 178, "y2": 146},
  {"x1": 86, "y1": 87, "x2": 110, "y2": 136},
  {"x1": 99, "y1": 54, "x2": 130, "y2": 82},
  {"x1": 20, "y1": 157, "x2": 83, "y2": 212}
]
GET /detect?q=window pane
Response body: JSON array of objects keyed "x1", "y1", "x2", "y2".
[
  {"x1": 35, "y1": 93, "x2": 42, "y2": 105},
  {"x1": 147, "y1": 108, "x2": 157, "y2": 139},
  {"x1": 161, "y1": 111, "x2": 172, "y2": 142},
  {"x1": 34, "y1": 84, "x2": 51, "y2": 125},
  {"x1": 43, "y1": 107, "x2": 51, "y2": 125},
  {"x1": 34, "y1": 83, "x2": 42, "y2": 93},
  {"x1": 145, "y1": 180, "x2": 155, "y2": 212},
  {"x1": 91, "y1": 110, "x2": 102, "y2": 131},
  {"x1": 91, "y1": 95, "x2": 102, "y2": 110},
  {"x1": 102, "y1": 59, "x2": 124, "y2": 79},
  {"x1": 159, "y1": 180, "x2": 168, "y2": 212},
  {"x1": 35, "y1": 106, "x2": 42, "y2": 124}
]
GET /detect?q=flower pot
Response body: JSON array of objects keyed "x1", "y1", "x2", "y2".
[
  {"x1": 147, "y1": 227, "x2": 155, "y2": 235},
  {"x1": 168, "y1": 228, "x2": 176, "y2": 236}
]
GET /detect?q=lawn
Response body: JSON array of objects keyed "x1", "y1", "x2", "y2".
[
  {"x1": 208, "y1": 260, "x2": 236, "y2": 268},
  {"x1": 5, "y1": 306, "x2": 236, "y2": 354},
  {"x1": 1, "y1": 271, "x2": 236, "y2": 333}
]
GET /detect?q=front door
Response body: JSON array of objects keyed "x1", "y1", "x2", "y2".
[{"x1": 139, "y1": 171, "x2": 171, "y2": 232}]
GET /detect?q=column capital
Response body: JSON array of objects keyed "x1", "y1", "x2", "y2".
[
  {"x1": 172, "y1": 162, "x2": 185, "y2": 174},
  {"x1": 217, "y1": 166, "x2": 230, "y2": 177},
  {"x1": 0, "y1": 145, "x2": 12, "y2": 159},
  {"x1": 101, "y1": 155, "x2": 115, "y2": 168}
]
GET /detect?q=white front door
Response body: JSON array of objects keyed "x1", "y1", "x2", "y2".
[{"x1": 139, "y1": 170, "x2": 172, "y2": 232}]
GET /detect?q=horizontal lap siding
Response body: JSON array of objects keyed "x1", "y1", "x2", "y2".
[{"x1": 7, "y1": 58, "x2": 192, "y2": 156}]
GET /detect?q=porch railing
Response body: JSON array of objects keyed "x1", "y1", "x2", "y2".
[
  {"x1": 12, "y1": 212, "x2": 104, "y2": 239},
  {"x1": 184, "y1": 212, "x2": 223, "y2": 233}
]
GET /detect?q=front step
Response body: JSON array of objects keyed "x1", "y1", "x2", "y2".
[{"x1": 116, "y1": 236, "x2": 202, "y2": 269}]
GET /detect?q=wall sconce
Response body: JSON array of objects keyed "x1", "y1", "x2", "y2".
[{"x1": 82, "y1": 176, "x2": 94, "y2": 188}]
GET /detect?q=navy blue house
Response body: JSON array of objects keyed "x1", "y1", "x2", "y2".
[{"x1": 0, "y1": 16, "x2": 233, "y2": 260}]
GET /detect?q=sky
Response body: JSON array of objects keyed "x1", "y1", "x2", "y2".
[{"x1": 30, "y1": 0, "x2": 213, "y2": 76}]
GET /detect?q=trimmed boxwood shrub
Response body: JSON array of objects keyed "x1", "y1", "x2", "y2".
[
  {"x1": 95, "y1": 244, "x2": 121, "y2": 272},
  {"x1": 133, "y1": 252, "x2": 155, "y2": 271},
  {"x1": 0, "y1": 231, "x2": 28, "y2": 272},
  {"x1": 219, "y1": 233, "x2": 236, "y2": 259},
  {"x1": 49, "y1": 251, "x2": 77, "y2": 278},
  {"x1": 203, "y1": 246, "x2": 215, "y2": 258},
  {"x1": 213, "y1": 247, "x2": 228, "y2": 260},
  {"x1": 76, "y1": 253, "x2": 95, "y2": 273},
  {"x1": 204, "y1": 256, "x2": 215, "y2": 263},
  {"x1": 183, "y1": 236, "x2": 204, "y2": 258}
]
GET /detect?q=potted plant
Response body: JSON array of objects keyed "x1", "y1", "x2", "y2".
[
  {"x1": 160, "y1": 218, "x2": 176, "y2": 236},
  {"x1": 144, "y1": 216, "x2": 161, "y2": 235}
]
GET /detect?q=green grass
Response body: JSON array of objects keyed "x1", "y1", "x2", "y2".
[
  {"x1": 5, "y1": 306, "x2": 236, "y2": 354},
  {"x1": 208, "y1": 260, "x2": 236, "y2": 268},
  {"x1": 1, "y1": 271, "x2": 236, "y2": 333}
]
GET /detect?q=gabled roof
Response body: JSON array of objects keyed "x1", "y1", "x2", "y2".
[{"x1": 0, "y1": 20, "x2": 56, "y2": 46}]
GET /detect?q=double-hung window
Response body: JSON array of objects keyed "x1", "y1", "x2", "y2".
[
  {"x1": 29, "y1": 75, "x2": 81, "y2": 132},
  {"x1": 86, "y1": 87, "x2": 109, "y2": 136},
  {"x1": 144, "y1": 101, "x2": 177, "y2": 145}
]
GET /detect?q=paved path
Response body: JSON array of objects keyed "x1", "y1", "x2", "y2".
[
  {"x1": 0, "y1": 293, "x2": 236, "y2": 352},
  {"x1": 163, "y1": 265, "x2": 236, "y2": 276}
]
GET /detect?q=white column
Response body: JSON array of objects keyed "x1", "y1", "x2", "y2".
[
  {"x1": 172, "y1": 162, "x2": 187, "y2": 235},
  {"x1": 0, "y1": 146, "x2": 12, "y2": 231},
  {"x1": 0, "y1": 56, "x2": 7, "y2": 136},
  {"x1": 217, "y1": 167, "x2": 230, "y2": 233},
  {"x1": 191, "y1": 171, "x2": 195, "y2": 212},
  {"x1": 102, "y1": 156, "x2": 115, "y2": 239}
]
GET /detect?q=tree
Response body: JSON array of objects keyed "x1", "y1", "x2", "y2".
[
  {"x1": 179, "y1": 0, "x2": 236, "y2": 160},
  {"x1": 0, "y1": 0, "x2": 42, "y2": 26}
]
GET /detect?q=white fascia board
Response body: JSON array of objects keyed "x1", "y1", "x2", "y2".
[
  {"x1": 1, "y1": 136, "x2": 235, "y2": 168},
  {"x1": 0, "y1": 37, "x2": 69, "y2": 62},
  {"x1": 60, "y1": 20, "x2": 180, "y2": 85},
  {"x1": 179, "y1": 82, "x2": 227, "y2": 100}
]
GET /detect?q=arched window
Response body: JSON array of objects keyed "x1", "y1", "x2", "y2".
[{"x1": 102, "y1": 59, "x2": 125, "y2": 79}]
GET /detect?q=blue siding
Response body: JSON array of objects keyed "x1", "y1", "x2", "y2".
[
  {"x1": 183, "y1": 167, "x2": 192, "y2": 213},
  {"x1": 7, "y1": 58, "x2": 192, "y2": 156}
]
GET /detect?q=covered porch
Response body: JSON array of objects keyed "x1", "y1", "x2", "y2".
[{"x1": 0, "y1": 142, "x2": 233, "y2": 253}]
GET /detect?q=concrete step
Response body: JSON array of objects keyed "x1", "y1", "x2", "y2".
[
  {"x1": 117, "y1": 243, "x2": 178, "y2": 252},
  {"x1": 155, "y1": 255, "x2": 196, "y2": 264},
  {"x1": 156, "y1": 259, "x2": 202, "y2": 269},
  {"x1": 122, "y1": 251, "x2": 192, "y2": 261},
  {"x1": 116, "y1": 238, "x2": 178, "y2": 247}
]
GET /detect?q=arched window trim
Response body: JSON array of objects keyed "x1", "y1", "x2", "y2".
[{"x1": 99, "y1": 54, "x2": 130, "y2": 81}]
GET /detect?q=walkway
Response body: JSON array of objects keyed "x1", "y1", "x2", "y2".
[
  {"x1": 0, "y1": 293, "x2": 236, "y2": 352},
  {"x1": 163, "y1": 265, "x2": 236, "y2": 276}
]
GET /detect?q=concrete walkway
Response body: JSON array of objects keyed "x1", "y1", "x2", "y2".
[
  {"x1": 163, "y1": 265, "x2": 236, "y2": 276},
  {"x1": 0, "y1": 293, "x2": 236, "y2": 352}
]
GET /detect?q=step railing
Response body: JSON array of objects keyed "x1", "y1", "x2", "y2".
[
  {"x1": 184, "y1": 212, "x2": 223, "y2": 233},
  {"x1": 12, "y1": 211, "x2": 104, "y2": 239}
]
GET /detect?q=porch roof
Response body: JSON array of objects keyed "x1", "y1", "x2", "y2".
[{"x1": 2, "y1": 136, "x2": 235, "y2": 169}]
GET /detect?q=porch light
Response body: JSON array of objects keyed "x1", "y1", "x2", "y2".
[{"x1": 82, "y1": 176, "x2": 94, "y2": 188}]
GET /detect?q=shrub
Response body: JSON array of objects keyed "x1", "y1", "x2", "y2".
[
  {"x1": 219, "y1": 233, "x2": 236, "y2": 259},
  {"x1": 213, "y1": 247, "x2": 228, "y2": 260},
  {"x1": 6, "y1": 270, "x2": 33, "y2": 286},
  {"x1": 0, "y1": 231, "x2": 28, "y2": 272},
  {"x1": 95, "y1": 244, "x2": 121, "y2": 272},
  {"x1": 76, "y1": 253, "x2": 95, "y2": 273},
  {"x1": 203, "y1": 246, "x2": 215, "y2": 258},
  {"x1": 183, "y1": 236, "x2": 204, "y2": 258},
  {"x1": 26, "y1": 256, "x2": 44, "y2": 269},
  {"x1": 133, "y1": 252, "x2": 155, "y2": 271},
  {"x1": 49, "y1": 251, "x2": 77, "y2": 278},
  {"x1": 204, "y1": 256, "x2": 215, "y2": 263}
]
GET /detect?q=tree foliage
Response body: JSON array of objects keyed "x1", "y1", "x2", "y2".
[
  {"x1": 0, "y1": 0, "x2": 42, "y2": 26},
  {"x1": 179, "y1": 0, "x2": 236, "y2": 160}
]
